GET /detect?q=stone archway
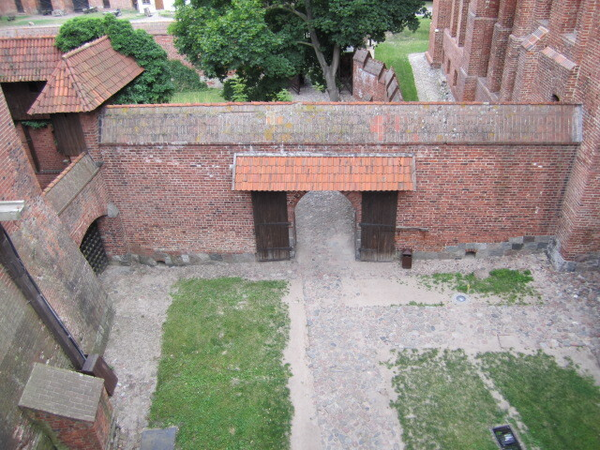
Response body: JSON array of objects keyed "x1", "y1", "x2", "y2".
[{"x1": 294, "y1": 191, "x2": 357, "y2": 265}]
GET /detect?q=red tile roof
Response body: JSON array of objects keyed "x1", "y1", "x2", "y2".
[
  {"x1": 233, "y1": 155, "x2": 415, "y2": 191},
  {"x1": 28, "y1": 36, "x2": 144, "y2": 114},
  {"x1": 0, "y1": 36, "x2": 62, "y2": 82}
]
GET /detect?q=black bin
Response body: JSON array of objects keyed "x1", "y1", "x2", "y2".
[{"x1": 401, "y1": 249, "x2": 413, "y2": 269}]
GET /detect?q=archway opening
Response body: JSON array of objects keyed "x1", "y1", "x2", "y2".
[{"x1": 294, "y1": 191, "x2": 356, "y2": 265}]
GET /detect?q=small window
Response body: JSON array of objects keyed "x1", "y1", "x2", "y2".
[
  {"x1": 551, "y1": 94, "x2": 560, "y2": 102},
  {"x1": 453, "y1": 70, "x2": 458, "y2": 86}
]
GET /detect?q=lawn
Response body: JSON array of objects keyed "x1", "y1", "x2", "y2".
[
  {"x1": 375, "y1": 18, "x2": 431, "y2": 101},
  {"x1": 0, "y1": 10, "x2": 144, "y2": 27},
  {"x1": 149, "y1": 277, "x2": 292, "y2": 449},
  {"x1": 170, "y1": 89, "x2": 226, "y2": 104},
  {"x1": 390, "y1": 349, "x2": 600, "y2": 450}
]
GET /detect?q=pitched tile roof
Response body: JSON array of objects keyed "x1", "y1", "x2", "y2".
[
  {"x1": 28, "y1": 36, "x2": 144, "y2": 115},
  {"x1": 0, "y1": 36, "x2": 62, "y2": 82},
  {"x1": 233, "y1": 155, "x2": 415, "y2": 191}
]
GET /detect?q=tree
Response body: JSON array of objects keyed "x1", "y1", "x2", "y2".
[
  {"x1": 170, "y1": 0, "x2": 423, "y2": 101},
  {"x1": 55, "y1": 15, "x2": 174, "y2": 104}
]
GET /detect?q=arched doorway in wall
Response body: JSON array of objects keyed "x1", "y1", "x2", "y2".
[
  {"x1": 294, "y1": 191, "x2": 356, "y2": 264},
  {"x1": 79, "y1": 219, "x2": 109, "y2": 274}
]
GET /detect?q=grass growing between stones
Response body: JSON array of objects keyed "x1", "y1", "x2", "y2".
[
  {"x1": 389, "y1": 349, "x2": 600, "y2": 450},
  {"x1": 149, "y1": 277, "x2": 292, "y2": 450},
  {"x1": 419, "y1": 268, "x2": 539, "y2": 304},
  {"x1": 375, "y1": 18, "x2": 431, "y2": 101},
  {"x1": 390, "y1": 349, "x2": 507, "y2": 450}
]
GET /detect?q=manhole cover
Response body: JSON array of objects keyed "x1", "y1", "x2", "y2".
[{"x1": 453, "y1": 293, "x2": 470, "y2": 303}]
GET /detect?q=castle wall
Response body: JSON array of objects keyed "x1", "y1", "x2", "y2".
[{"x1": 0, "y1": 89, "x2": 113, "y2": 449}]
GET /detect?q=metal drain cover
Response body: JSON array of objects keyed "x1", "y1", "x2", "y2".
[{"x1": 453, "y1": 293, "x2": 470, "y2": 303}]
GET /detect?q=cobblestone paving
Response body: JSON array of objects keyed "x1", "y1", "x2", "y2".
[{"x1": 103, "y1": 192, "x2": 600, "y2": 450}]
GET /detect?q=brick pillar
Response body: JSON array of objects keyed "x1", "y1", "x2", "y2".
[
  {"x1": 426, "y1": 0, "x2": 453, "y2": 67},
  {"x1": 19, "y1": 364, "x2": 114, "y2": 450},
  {"x1": 486, "y1": 0, "x2": 518, "y2": 93},
  {"x1": 460, "y1": 1, "x2": 498, "y2": 99},
  {"x1": 450, "y1": 0, "x2": 461, "y2": 37},
  {"x1": 498, "y1": 0, "x2": 538, "y2": 100}
]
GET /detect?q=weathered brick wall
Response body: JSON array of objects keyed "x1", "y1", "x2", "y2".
[
  {"x1": 429, "y1": 0, "x2": 600, "y2": 268},
  {"x1": 98, "y1": 103, "x2": 579, "y2": 261},
  {"x1": 42, "y1": 153, "x2": 112, "y2": 246},
  {"x1": 352, "y1": 50, "x2": 403, "y2": 102},
  {"x1": 0, "y1": 89, "x2": 113, "y2": 448}
]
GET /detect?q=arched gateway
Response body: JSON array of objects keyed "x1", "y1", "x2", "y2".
[{"x1": 232, "y1": 154, "x2": 415, "y2": 262}]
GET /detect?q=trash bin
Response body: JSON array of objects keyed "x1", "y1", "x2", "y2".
[{"x1": 401, "y1": 249, "x2": 413, "y2": 269}]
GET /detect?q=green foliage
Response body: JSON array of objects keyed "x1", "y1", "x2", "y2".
[
  {"x1": 21, "y1": 120, "x2": 50, "y2": 129},
  {"x1": 479, "y1": 352, "x2": 600, "y2": 450},
  {"x1": 222, "y1": 72, "x2": 291, "y2": 101},
  {"x1": 55, "y1": 15, "x2": 174, "y2": 104},
  {"x1": 150, "y1": 277, "x2": 292, "y2": 449},
  {"x1": 229, "y1": 75, "x2": 249, "y2": 102},
  {"x1": 375, "y1": 18, "x2": 431, "y2": 101},
  {"x1": 167, "y1": 60, "x2": 208, "y2": 92},
  {"x1": 171, "y1": 0, "x2": 424, "y2": 100},
  {"x1": 274, "y1": 89, "x2": 293, "y2": 102},
  {"x1": 419, "y1": 268, "x2": 539, "y2": 304}
]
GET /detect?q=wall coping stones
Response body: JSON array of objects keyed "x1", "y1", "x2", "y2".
[
  {"x1": 100, "y1": 103, "x2": 582, "y2": 146},
  {"x1": 18, "y1": 363, "x2": 104, "y2": 423},
  {"x1": 43, "y1": 153, "x2": 100, "y2": 215}
]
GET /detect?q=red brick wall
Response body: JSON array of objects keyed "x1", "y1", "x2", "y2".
[
  {"x1": 0, "y1": 89, "x2": 113, "y2": 448},
  {"x1": 98, "y1": 141, "x2": 576, "y2": 260},
  {"x1": 352, "y1": 51, "x2": 403, "y2": 102}
]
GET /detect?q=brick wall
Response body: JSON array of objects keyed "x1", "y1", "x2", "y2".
[
  {"x1": 352, "y1": 50, "x2": 403, "y2": 102},
  {"x1": 428, "y1": 0, "x2": 600, "y2": 268},
  {"x1": 0, "y1": 89, "x2": 113, "y2": 448},
  {"x1": 98, "y1": 103, "x2": 578, "y2": 262}
]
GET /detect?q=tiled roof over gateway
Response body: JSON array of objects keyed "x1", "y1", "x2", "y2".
[
  {"x1": 233, "y1": 155, "x2": 415, "y2": 191},
  {"x1": 28, "y1": 36, "x2": 143, "y2": 114},
  {"x1": 0, "y1": 37, "x2": 62, "y2": 82}
]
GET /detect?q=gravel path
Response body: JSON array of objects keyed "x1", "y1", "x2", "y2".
[
  {"x1": 408, "y1": 52, "x2": 454, "y2": 102},
  {"x1": 102, "y1": 192, "x2": 600, "y2": 449}
]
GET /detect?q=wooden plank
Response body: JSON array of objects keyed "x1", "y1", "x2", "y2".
[
  {"x1": 360, "y1": 191, "x2": 398, "y2": 261},
  {"x1": 52, "y1": 113, "x2": 87, "y2": 156},
  {"x1": 252, "y1": 192, "x2": 291, "y2": 261}
]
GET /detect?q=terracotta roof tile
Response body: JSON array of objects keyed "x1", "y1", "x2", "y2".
[
  {"x1": 234, "y1": 155, "x2": 415, "y2": 191},
  {"x1": 0, "y1": 36, "x2": 62, "y2": 82},
  {"x1": 28, "y1": 36, "x2": 144, "y2": 115}
]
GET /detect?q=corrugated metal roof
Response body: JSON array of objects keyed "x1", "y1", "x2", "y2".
[
  {"x1": 28, "y1": 36, "x2": 144, "y2": 114},
  {"x1": 0, "y1": 36, "x2": 62, "y2": 82},
  {"x1": 233, "y1": 155, "x2": 415, "y2": 191}
]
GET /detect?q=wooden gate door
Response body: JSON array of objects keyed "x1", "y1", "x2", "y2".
[
  {"x1": 252, "y1": 192, "x2": 291, "y2": 261},
  {"x1": 360, "y1": 191, "x2": 398, "y2": 261},
  {"x1": 155, "y1": 0, "x2": 164, "y2": 9}
]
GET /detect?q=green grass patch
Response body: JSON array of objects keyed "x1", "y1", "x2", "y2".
[
  {"x1": 374, "y1": 18, "x2": 431, "y2": 101},
  {"x1": 419, "y1": 268, "x2": 539, "y2": 304},
  {"x1": 389, "y1": 349, "x2": 600, "y2": 450},
  {"x1": 0, "y1": 10, "x2": 144, "y2": 27},
  {"x1": 149, "y1": 277, "x2": 292, "y2": 450},
  {"x1": 479, "y1": 352, "x2": 600, "y2": 450},
  {"x1": 390, "y1": 349, "x2": 507, "y2": 449},
  {"x1": 170, "y1": 89, "x2": 226, "y2": 104}
]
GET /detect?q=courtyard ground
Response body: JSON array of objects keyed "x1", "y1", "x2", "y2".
[{"x1": 101, "y1": 191, "x2": 600, "y2": 449}]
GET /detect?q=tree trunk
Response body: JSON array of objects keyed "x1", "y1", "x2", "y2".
[
  {"x1": 323, "y1": 66, "x2": 340, "y2": 102},
  {"x1": 314, "y1": 43, "x2": 341, "y2": 102}
]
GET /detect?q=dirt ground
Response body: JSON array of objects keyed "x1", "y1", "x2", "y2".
[{"x1": 101, "y1": 192, "x2": 600, "y2": 449}]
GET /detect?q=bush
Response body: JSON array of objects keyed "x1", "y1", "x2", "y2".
[
  {"x1": 55, "y1": 15, "x2": 174, "y2": 104},
  {"x1": 167, "y1": 60, "x2": 207, "y2": 92}
]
